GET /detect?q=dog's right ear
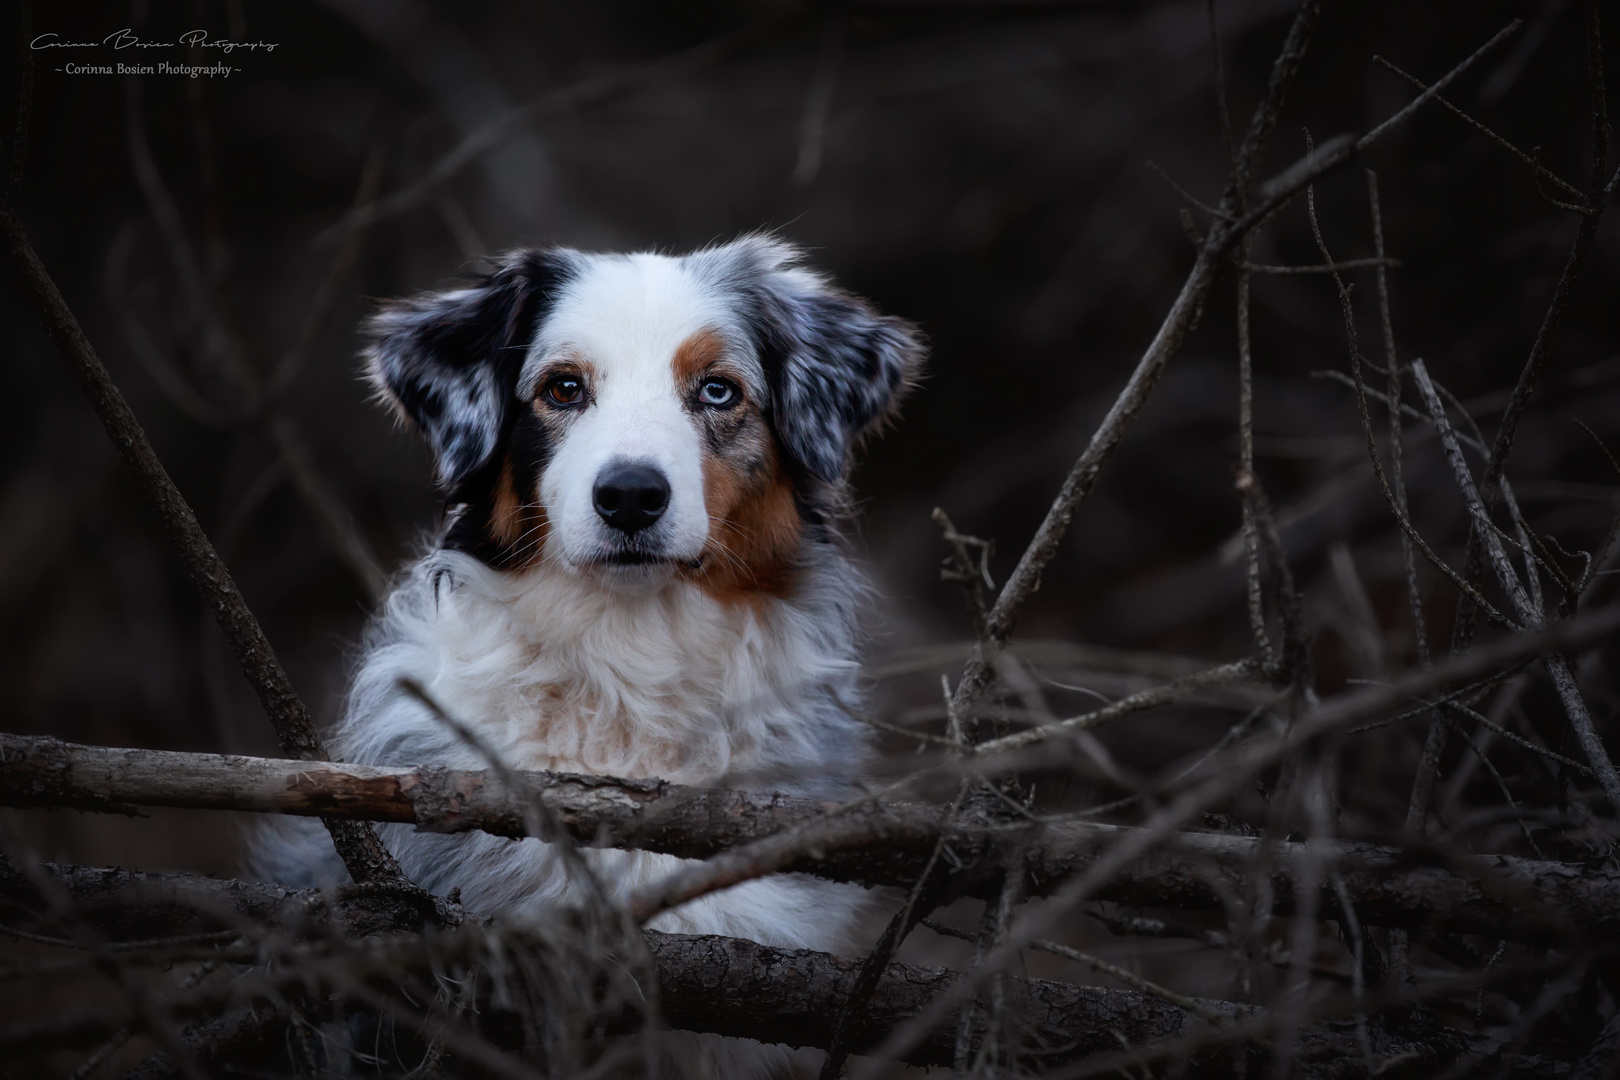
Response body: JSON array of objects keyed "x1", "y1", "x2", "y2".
[{"x1": 364, "y1": 249, "x2": 576, "y2": 490}]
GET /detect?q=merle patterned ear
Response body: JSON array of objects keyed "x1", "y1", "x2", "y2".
[
  {"x1": 363, "y1": 250, "x2": 575, "y2": 490},
  {"x1": 706, "y1": 236, "x2": 925, "y2": 484}
]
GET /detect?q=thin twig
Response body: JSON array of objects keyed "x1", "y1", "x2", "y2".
[
  {"x1": 1235, "y1": 236, "x2": 1275, "y2": 669},
  {"x1": 850, "y1": 603, "x2": 1620, "y2": 1074},
  {"x1": 1355, "y1": 22, "x2": 1523, "y2": 152},
  {"x1": 1411, "y1": 358, "x2": 1620, "y2": 810},
  {"x1": 1308, "y1": 157, "x2": 1516, "y2": 632},
  {"x1": 947, "y1": 0, "x2": 1331, "y2": 722},
  {"x1": 1240, "y1": 256, "x2": 1397, "y2": 275},
  {"x1": 817, "y1": 783, "x2": 968, "y2": 1080},
  {"x1": 1453, "y1": 4, "x2": 1613, "y2": 653},
  {"x1": 968, "y1": 659, "x2": 1259, "y2": 757},
  {"x1": 1371, "y1": 55, "x2": 1587, "y2": 204},
  {"x1": 1145, "y1": 159, "x2": 1231, "y2": 220}
]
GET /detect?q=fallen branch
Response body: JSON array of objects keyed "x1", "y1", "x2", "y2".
[
  {"x1": 856, "y1": 600, "x2": 1620, "y2": 1071},
  {"x1": 0, "y1": 860, "x2": 1574, "y2": 1076},
  {"x1": 4, "y1": 734, "x2": 1619, "y2": 945}
]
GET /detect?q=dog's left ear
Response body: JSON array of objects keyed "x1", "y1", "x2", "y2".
[
  {"x1": 363, "y1": 250, "x2": 576, "y2": 490},
  {"x1": 704, "y1": 236, "x2": 925, "y2": 483}
]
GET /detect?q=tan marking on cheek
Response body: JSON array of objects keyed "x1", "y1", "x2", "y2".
[
  {"x1": 487, "y1": 450, "x2": 549, "y2": 568},
  {"x1": 691, "y1": 420, "x2": 804, "y2": 605},
  {"x1": 487, "y1": 456, "x2": 524, "y2": 547},
  {"x1": 671, "y1": 327, "x2": 728, "y2": 386}
]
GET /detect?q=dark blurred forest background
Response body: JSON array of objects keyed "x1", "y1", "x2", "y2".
[{"x1": 1, "y1": 0, "x2": 1616, "y2": 932}]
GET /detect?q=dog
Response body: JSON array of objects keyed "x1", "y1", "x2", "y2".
[{"x1": 250, "y1": 235, "x2": 924, "y2": 1074}]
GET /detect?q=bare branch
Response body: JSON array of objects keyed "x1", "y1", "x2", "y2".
[
  {"x1": 852, "y1": 603, "x2": 1620, "y2": 1070},
  {"x1": 1453, "y1": 3, "x2": 1615, "y2": 652},
  {"x1": 1411, "y1": 359, "x2": 1620, "y2": 810},
  {"x1": 8, "y1": 726, "x2": 1620, "y2": 945},
  {"x1": 1371, "y1": 54, "x2": 1587, "y2": 205},
  {"x1": 0, "y1": 859, "x2": 1578, "y2": 1075},
  {"x1": 947, "y1": 10, "x2": 1522, "y2": 722},
  {"x1": 0, "y1": 205, "x2": 409, "y2": 891}
]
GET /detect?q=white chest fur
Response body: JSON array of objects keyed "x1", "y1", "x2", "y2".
[{"x1": 315, "y1": 549, "x2": 873, "y2": 953}]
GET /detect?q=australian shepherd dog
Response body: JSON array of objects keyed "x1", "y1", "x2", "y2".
[{"x1": 251, "y1": 235, "x2": 924, "y2": 1074}]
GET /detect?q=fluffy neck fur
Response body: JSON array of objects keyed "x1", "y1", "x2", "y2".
[{"x1": 335, "y1": 541, "x2": 870, "y2": 797}]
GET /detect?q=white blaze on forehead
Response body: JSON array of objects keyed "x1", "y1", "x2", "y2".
[{"x1": 520, "y1": 253, "x2": 752, "y2": 398}]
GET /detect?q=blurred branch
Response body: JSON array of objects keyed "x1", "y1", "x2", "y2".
[
  {"x1": 123, "y1": 89, "x2": 389, "y2": 601},
  {"x1": 0, "y1": 203, "x2": 410, "y2": 893},
  {"x1": 1367, "y1": 170, "x2": 1431, "y2": 680},
  {"x1": 793, "y1": 17, "x2": 844, "y2": 188},
  {"x1": 317, "y1": 19, "x2": 787, "y2": 242},
  {"x1": 267, "y1": 144, "x2": 386, "y2": 395}
]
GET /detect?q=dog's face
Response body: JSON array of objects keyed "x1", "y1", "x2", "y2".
[{"x1": 365, "y1": 237, "x2": 923, "y2": 598}]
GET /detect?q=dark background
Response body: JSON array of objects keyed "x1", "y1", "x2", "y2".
[{"x1": 1, "y1": 0, "x2": 1616, "y2": 878}]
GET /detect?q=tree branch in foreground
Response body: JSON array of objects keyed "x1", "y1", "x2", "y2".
[
  {"x1": 0, "y1": 860, "x2": 1578, "y2": 1077},
  {"x1": 3, "y1": 733, "x2": 1618, "y2": 946}
]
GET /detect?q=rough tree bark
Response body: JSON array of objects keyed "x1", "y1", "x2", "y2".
[{"x1": 3, "y1": 734, "x2": 1617, "y2": 946}]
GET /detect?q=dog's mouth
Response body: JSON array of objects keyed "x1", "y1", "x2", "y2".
[{"x1": 589, "y1": 551, "x2": 704, "y2": 570}]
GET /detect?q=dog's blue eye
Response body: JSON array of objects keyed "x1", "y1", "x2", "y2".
[{"x1": 697, "y1": 378, "x2": 738, "y2": 407}]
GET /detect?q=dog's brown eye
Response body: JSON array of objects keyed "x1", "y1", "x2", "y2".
[
  {"x1": 543, "y1": 376, "x2": 585, "y2": 406},
  {"x1": 697, "y1": 378, "x2": 738, "y2": 408}
]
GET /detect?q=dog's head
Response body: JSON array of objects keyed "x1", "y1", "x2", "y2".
[{"x1": 364, "y1": 236, "x2": 923, "y2": 596}]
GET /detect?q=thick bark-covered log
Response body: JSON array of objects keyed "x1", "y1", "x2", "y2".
[
  {"x1": 0, "y1": 854, "x2": 451, "y2": 941},
  {"x1": 0, "y1": 860, "x2": 1567, "y2": 1077},
  {"x1": 118, "y1": 1009, "x2": 292, "y2": 1080},
  {"x1": 3, "y1": 734, "x2": 1618, "y2": 946}
]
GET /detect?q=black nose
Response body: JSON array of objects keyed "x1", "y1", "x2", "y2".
[{"x1": 592, "y1": 462, "x2": 671, "y2": 534}]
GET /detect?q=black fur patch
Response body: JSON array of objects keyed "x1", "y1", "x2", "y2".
[
  {"x1": 366, "y1": 249, "x2": 577, "y2": 566},
  {"x1": 441, "y1": 404, "x2": 555, "y2": 568},
  {"x1": 365, "y1": 249, "x2": 577, "y2": 490}
]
